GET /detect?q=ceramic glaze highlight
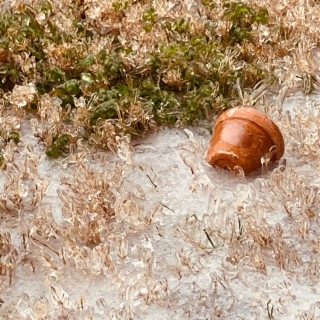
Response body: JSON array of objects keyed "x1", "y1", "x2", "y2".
[{"x1": 206, "y1": 106, "x2": 285, "y2": 174}]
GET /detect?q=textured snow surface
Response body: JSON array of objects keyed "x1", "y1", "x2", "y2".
[{"x1": 1, "y1": 93, "x2": 320, "y2": 319}]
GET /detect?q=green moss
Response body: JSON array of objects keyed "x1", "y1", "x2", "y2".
[
  {"x1": 0, "y1": 0, "x2": 275, "y2": 155},
  {"x1": 8, "y1": 131, "x2": 20, "y2": 144},
  {"x1": 224, "y1": 1, "x2": 269, "y2": 43},
  {"x1": 89, "y1": 100, "x2": 118, "y2": 125},
  {"x1": 46, "y1": 134, "x2": 71, "y2": 158}
]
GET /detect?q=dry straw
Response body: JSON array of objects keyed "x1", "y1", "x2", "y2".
[{"x1": 0, "y1": 0, "x2": 320, "y2": 318}]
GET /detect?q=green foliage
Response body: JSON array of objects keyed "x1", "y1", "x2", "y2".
[
  {"x1": 142, "y1": 31, "x2": 266, "y2": 123},
  {"x1": 0, "y1": 130, "x2": 20, "y2": 145},
  {"x1": 46, "y1": 134, "x2": 71, "y2": 158},
  {"x1": 143, "y1": 7, "x2": 157, "y2": 32},
  {"x1": 89, "y1": 100, "x2": 118, "y2": 125},
  {"x1": 202, "y1": 0, "x2": 216, "y2": 9},
  {"x1": 224, "y1": 2, "x2": 269, "y2": 42},
  {"x1": 8, "y1": 131, "x2": 20, "y2": 144},
  {"x1": 253, "y1": 8, "x2": 269, "y2": 25},
  {"x1": 112, "y1": 1, "x2": 129, "y2": 12},
  {"x1": 0, "y1": 0, "x2": 273, "y2": 155},
  {"x1": 165, "y1": 18, "x2": 190, "y2": 34},
  {"x1": 51, "y1": 79, "x2": 81, "y2": 106}
]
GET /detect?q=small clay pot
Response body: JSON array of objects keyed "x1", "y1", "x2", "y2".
[{"x1": 206, "y1": 106, "x2": 285, "y2": 174}]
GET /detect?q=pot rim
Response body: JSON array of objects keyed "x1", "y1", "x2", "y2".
[{"x1": 215, "y1": 105, "x2": 285, "y2": 159}]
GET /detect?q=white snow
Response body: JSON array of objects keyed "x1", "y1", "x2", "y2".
[{"x1": 1, "y1": 92, "x2": 320, "y2": 319}]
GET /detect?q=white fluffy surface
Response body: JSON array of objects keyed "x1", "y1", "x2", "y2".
[{"x1": 1, "y1": 92, "x2": 320, "y2": 319}]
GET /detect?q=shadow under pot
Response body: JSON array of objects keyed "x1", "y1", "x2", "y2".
[{"x1": 206, "y1": 106, "x2": 285, "y2": 175}]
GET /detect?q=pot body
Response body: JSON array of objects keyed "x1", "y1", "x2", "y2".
[{"x1": 206, "y1": 106, "x2": 285, "y2": 174}]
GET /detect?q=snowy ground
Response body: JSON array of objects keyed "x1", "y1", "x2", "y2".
[{"x1": 1, "y1": 91, "x2": 320, "y2": 319}]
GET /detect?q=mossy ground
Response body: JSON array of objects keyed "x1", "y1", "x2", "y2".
[
  {"x1": 1, "y1": 0, "x2": 318, "y2": 158},
  {"x1": 1, "y1": 0, "x2": 320, "y2": 319}
]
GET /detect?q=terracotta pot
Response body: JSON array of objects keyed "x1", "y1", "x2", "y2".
[{"x1": 206, "y1": 106, "x2": 285, "y2": 174}]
